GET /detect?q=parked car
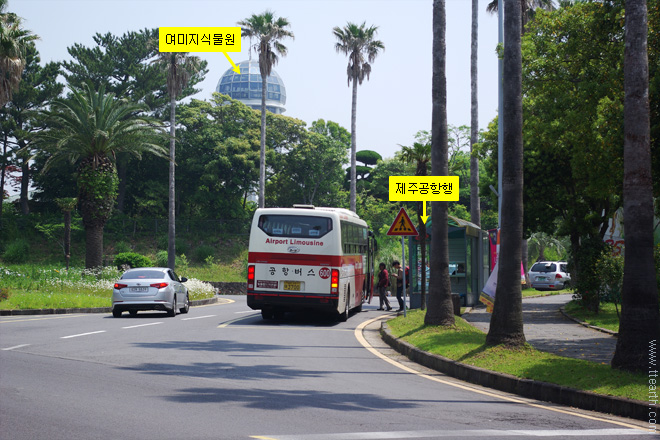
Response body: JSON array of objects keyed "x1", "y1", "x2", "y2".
[
  {"x1": 528, "y1": 261, "x2": 571, "y2": 291},
  {"x1": 112, "y1": 267, "x2": 189, "y2": 317}
]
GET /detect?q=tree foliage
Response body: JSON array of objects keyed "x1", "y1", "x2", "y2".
[
  {"x1": 62, "y1": 29, "x2": 207, "y2": 117},
  {"x1": 0, "y1": 42, "x2": 62, "y2": 216},
  {"x1": 0, "y1": 0, "x2": 39, "y2": 107},
  {"x1": 268, "y1": 118, "x2": 348, "y2": 207}
]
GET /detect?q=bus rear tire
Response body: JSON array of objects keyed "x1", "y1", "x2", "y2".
[
  {"x1": 261, "y1": 309, "x2": 274, "y2": 320},
  {"x1": 338, "y1": 292, "x2": 349, "y2": 322}
]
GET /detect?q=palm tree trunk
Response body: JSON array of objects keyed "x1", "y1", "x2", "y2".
[
  {"x1": 350, "y1": 76, "x2": 358, "y2": 213},
  {"x1": 85, "y1": 223, "x2": 104, "y2": 269},
  {"x1": 0, "y1": 132, "x2": 7, "y2": 224},
  {"x1": 612, "y1": 0, "x2": 659, "y2": 372},
  {"x1": 419, "y1": 204, "x2": 427, "y2": 310},
  {"x1": 116, "y1": 155, "x2": 128, "y2": 213},
  {"x1": 64, "y1": 210, "x2": 71, "y2": 271},
  {"x1": 167, "y1": 95, "x2": 176, "y2": 270},
  {"x1": 470, "y1": 0, "x2": 481, "y2": 228},
  {"x1": 425, "y1": 0, "x2": 454, "y2": 327},
  {"x1": 486, "y1": 0, "x2": 526, "y2": 347},
  {"x1": 260, "y1": 73, "x2": 267, "y2": 209},
  {"x1": 522, "y1": 238, "x2": 530, "y2": 287}
]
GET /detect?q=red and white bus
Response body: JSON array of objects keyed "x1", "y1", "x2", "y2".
[{"x1": 247, "y1": 205, "x2": 376, "y2": 321}]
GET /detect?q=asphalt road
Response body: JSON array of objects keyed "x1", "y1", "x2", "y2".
[{"x1": 0, "y1": 296, "x2": 653, "y2": 440}]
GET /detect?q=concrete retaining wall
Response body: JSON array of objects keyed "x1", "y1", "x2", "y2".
[{"x1": 207, "y1": 282, "x2": 246, "y2": 295}]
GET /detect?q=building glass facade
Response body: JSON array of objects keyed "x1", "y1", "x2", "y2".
[{"x1": 215, "y1": 60, "x2": 287, "y2": 114}]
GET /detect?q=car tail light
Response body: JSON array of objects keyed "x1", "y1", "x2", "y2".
[
  {"x1": 555, "y1": 274, "x2": 562, "y2": 279},
  {"x1": 247, "y1": 265, "x2": 255, "y2": 290},
  {"x1": 150, "y1": 282, "x2": 169, "y2": 289},
  {"x1": 330, "y1": 269, "x2": 339, "y2": 295},
  {"x1": 114, "y1": 283, "x2": 127, "y2": 289}
]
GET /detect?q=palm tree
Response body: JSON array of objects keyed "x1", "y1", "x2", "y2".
[
  {"x1": 470, "y1": 0, "x2": 481, "y2": 228},
  {"x1": 152, "y1": 52, "x2": 203, "y2": 269},
  {"x1": 612, "y1": 0, "x2": 659, "y2": 372},
  {"x1": 39, "y1": 83, "x2": 166, "y2": 268},
  {"x1": 0, "y1": 0, "x2": 38, "y2": 107},
  {"x1": 239, "y1": 10, "x2": 294, "y2": 209},
  {"x1": 425, "y1": 0, "x2": 454, "y2": 327},
  {"x1": 333, "y1": 22, "x2": 384, "y2": 213},
  {"x1": 486, "y1": 0, "x2": 556, "y2": 33},
  {"x1": 486, "y1": 0, "x2": 526, "y2": 347},
  {"x1": 400, "y1": 140, "x2": 431, "y2": 309},
  {"x1": 527, "y1": 232, "x2": 566, "y2": 262}
]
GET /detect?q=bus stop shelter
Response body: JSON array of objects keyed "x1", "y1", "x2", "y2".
[{"x1": 408, "y1": 215, "x2": 489, "y2": 308}]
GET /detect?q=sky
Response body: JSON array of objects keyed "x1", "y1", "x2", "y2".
[{"x1": 11, "y1": 0, "x2": 500, "y2": 161}]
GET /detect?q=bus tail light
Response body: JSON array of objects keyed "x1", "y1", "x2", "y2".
[
  {"x1": 330, "y1": 269, "x2": 339, "y2": 295},
  {"x1": 247, "y1": 265, "x2": 255, "y2": 290}
]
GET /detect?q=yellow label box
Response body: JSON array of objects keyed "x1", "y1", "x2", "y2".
[
  {"x1": 159, "y1": 27, "x2": 241, "y2": 52},
  {"x1": 389, "y1": 176, "x2": 459, "y2": 201}
]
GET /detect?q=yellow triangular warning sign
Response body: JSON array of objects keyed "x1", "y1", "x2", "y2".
[{"x1": 387, "y1": 208, "x2": 419, "y2": 236}]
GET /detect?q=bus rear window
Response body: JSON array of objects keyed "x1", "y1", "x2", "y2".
[{"x1": 258, "y1": 215, "x2": 333, "y2": 238}]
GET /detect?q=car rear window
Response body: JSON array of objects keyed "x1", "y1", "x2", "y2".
[
  {"x1": 122, "y1": 270, "x2": 165, "y2": 279},
  {"x1": 530, "y1": 263, "x2": 557, "y2": 273},
  {"x1": 258, "y1": 214, "x2": 333, "y2": 238}
]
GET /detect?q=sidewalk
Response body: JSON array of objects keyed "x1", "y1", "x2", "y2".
[{"x1": 462, "y1": 294, "x2": 617, "y2": 364}]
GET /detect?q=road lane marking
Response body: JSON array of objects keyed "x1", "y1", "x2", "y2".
[
  {"x1": 61, "y1": 330, "x2": 106, "y2": 339},
  {"x1": 182, "y1": 315, "x2": 216, "y2": 321},
  {"x1": 355, "y1": 316, "x2": 646, "y2": 431},
  {"x1": 2, "y1": 344, "x2": 30, "y2": 351},
  {"x1": 122, "y1": 322, "x2": 163, "y2": 329},
  {"x1": 250, "y1": 428, "x2": 653, "y2": 439},
  {"x1": 0, "y1": 315, "x2": 85, "y2": 324}
]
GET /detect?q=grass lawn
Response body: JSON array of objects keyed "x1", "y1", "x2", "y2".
[
  {"x1": 563, "y1": 301, "x2": 620, "y2": 333},
  {"x1": 0, "y1": 264, "x2": 216, "y2": 310},
  {"x1": 522, "y1": 287, "x2": 572, "y2": 298},
  {"x1": 387, "y1": 309, "x2": 646, "y2": 402}
]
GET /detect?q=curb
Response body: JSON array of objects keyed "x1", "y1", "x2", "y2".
[
  {"x1": 379, "y1": 321, "x2": 647, "y2": 421},
  {"x1": 0, "y1": 296, "x2": 221, "y2": 316},
  {"x1": 559, "y1": 306, "x2": 619, "y2": 336}
]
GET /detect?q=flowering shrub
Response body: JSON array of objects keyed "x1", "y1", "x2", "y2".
[{"x1": 185, "y1": 278, "x2": 216, "y2": 300}]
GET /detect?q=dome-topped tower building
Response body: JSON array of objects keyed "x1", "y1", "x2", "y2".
[{"x1": 215, "y1": 59, "x2": 286, "y2": 114}]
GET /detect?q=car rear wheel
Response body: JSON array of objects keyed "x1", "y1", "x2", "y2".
[
  {"x1": 112, "y1": 309, "x2": 122, "y2": 318},
  {"x1": 167, "y1": 297, "x2": 177, "y2": 317},
  {"x1": 180, "y1": 293, "x2": 190, "y2": 314}
]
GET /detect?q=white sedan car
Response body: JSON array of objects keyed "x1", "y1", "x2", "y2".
[{"x1": 112, "y1": 267, "x2": 190, "y2": 317}]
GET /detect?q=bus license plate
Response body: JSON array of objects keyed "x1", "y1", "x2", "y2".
[{"x1": 283, "y1": 281, "x2": 301, "y2": 291}]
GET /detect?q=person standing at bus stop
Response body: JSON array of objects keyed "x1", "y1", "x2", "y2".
[
  {"x1": 376, "y1": 263, "x2": 392, "y2": 311},
  {"x1": 392, "y1": 261, "x2": 405, "y2": 312}
]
